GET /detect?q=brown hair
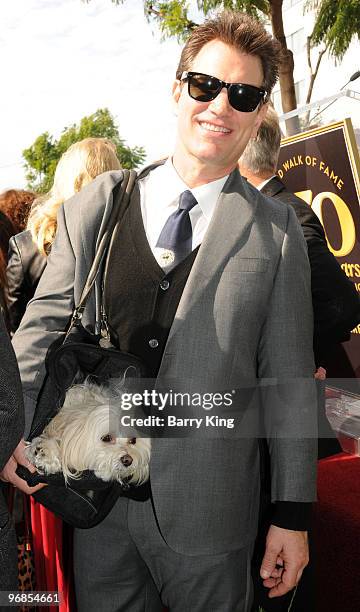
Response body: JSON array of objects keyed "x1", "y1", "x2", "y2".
[
  {"x1": 176, "y1": 10, "x2": 281, "y2": 98},
  {"x1": 0, "y1": 189, "x2": 37, "y2": 233}
]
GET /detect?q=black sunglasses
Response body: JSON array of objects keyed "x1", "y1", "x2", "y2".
[{"x1": 180, "y1": 71, "x2": 267, "y2": 113}]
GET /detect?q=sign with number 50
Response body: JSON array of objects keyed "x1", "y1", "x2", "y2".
[{"x1": 278, "y1": 118, "x2": 360, "y2": 377}]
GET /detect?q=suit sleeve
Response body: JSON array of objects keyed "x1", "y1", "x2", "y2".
[
  {"x1": 11, "y1": 170, "x2": 123, "y2": 439},
  {"x1": 12, "y1": 205, "x2": 76, "y2": 438},
  {"x1": 6, "y1": 236, "x2": 27, "y2": 334},
  {"x1": 258, "y1": 205, "x2": 317, "y2": 503},
  {"x1": 283, "y1": 192, "x2": 325, "y2": 242},
  {"x1": 0, "y1": 312, "x2": 24, "y2": 470}
]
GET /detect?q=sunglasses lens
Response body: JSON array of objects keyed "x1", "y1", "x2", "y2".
[
  {"x1": 229, "y1": 84, "x2": 263, "y2": 112},
  {"x1": 185, "y1": 73, "x2": 265, "y2": 112},
  {"x1": 188, "y1": 74, "x2": 220, "y2": 102}
]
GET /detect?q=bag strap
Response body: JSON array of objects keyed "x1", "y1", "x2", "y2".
[
  {"x1": 22, "y1": 494, "x2": 32, "y2": 549},
  {"x1": 65, "y1": 169, "x2": 137, "y2": 337}
]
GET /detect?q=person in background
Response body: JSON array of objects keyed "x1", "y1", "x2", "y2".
[
  {"x1": 239, "y1": 105, "x2": 360, "y2": 368},
  {"x1": 0, "y1": 210, "x2": 17, "y2": 330},
  {"x1": 6, "y1": 137, "x2": 122, "y2": 333},
  {"x1": 1, "y1": 190, "x2": 37, "y2": 330},
  {"x1": 3, "y1": 137, "x2": 122, "y2": 610},
  {"x1": 0, "y1": 189, "x2": 37, "y2": 234},
  {"x1": 0, "y1": 308, "x2": 24, "y2": 592}
]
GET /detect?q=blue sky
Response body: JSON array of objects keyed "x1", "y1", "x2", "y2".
[{"x1": 0, "y1": 0, "x2": 184, "y2": 190}]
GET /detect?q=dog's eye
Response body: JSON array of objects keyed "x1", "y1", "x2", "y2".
[
  {"x1": 128, "y1": 438, "x2": 136, "y2": 445},
  {"x1": 101, "y1": 434, "x2": 114, "y2": 443}
]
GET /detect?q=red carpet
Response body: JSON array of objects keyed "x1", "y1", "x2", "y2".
[
  {"x1": 314, "y1": 453, "x2": 360, "y2": 612},
  {"x1": 30, "y1": 499, "x2": 75, "y2": 612}
]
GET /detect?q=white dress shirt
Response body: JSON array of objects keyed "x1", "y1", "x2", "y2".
[{"x1": 138, "y1": 158, "x2": 228, "y2": 266}]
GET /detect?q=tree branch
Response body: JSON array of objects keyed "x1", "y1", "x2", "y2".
[
  {"x1": 146, "y1": 3, "x2": 197, "y2": 28},
  {"x1": 306, "y1": 38, "x2": 327, "y2": 104}
]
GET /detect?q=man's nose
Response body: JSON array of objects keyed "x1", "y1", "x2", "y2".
[{"x1": 208, "y1": 87, "x2": 231, "y2": 114}]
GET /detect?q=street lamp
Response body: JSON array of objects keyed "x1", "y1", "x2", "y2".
[{"x1": 310, "y1": 70, "x2": 360, "y2": 124}]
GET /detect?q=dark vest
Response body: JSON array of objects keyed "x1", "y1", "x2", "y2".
[{"x1": 104, "y1": 183, "x2": 199, "y2": 377}]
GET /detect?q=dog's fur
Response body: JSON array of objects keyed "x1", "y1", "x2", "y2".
[{"x1": 26, "y1": 381, "x2": 151, "y2": 485}]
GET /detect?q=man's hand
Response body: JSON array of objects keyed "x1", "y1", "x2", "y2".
[
  {"x1": 0, "y1": 439, "x2": 46, "y2": 494},
  {"x1": 260, "y1": 525, "x2": 309, "y2": 598},
  {"x1": 314, "y1": 366, "x2": 326, "y2": 380}
]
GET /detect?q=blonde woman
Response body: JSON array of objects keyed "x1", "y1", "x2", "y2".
[{"x1": 6, "y1": 138, "x2": 121, "y2": 332}]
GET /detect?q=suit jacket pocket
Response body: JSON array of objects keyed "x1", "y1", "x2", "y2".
[
  {"x1": 221, "y1": 258, "x2": 270, "y2": 288},
  {"x1": 230, "y1": 258, "x2": 269, "y2": 273},
  {"x1": 217, "y1": 258, "x2": 271, "y2": 326}
]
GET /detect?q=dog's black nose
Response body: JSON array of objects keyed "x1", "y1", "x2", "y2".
[{"x1": 121, "y1": 454, "x2": 133, "y2": 467}]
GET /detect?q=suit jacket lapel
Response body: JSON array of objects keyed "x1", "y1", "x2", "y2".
[
  {"x1": 167, "y1": 169, "x2": 259, "y2": 341},
  {"x1": 260, "y1": 176, "x2": 285, "y2": 198}
]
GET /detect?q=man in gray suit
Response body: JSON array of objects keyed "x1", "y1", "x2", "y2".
[{"x1": 3, "y1": 11, "x2": 317, "y2": 611}]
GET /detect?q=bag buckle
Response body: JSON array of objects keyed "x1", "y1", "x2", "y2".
[
  {"x1": 64, "y1": 307, "x2": 84, "y2": 341},
  {"x1": 99, "y1": 305, "x2": 113, "y2": 348}
]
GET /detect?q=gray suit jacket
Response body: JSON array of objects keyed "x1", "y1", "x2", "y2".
[
  {"x1": 0, "y1": 311, "x2": 24, "y2": 589},
  {"x1": 13, "y1": 168, "x2": 317, "y2": 555}
]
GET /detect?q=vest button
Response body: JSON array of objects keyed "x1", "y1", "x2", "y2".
[
  {"x1": 149, "y1": 338, "x2": 159, "y2": 348},
  {"x1": 160, "y1": 280, "x2": 170, "y2": 291}
]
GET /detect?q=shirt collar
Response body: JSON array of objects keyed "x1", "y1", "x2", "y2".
[
  {"x1": 256, "y1": 175, "x2": 277, "y2": 191},
  {"x1": 163, "y1": 157, "x2": 229, "y2": 220}
]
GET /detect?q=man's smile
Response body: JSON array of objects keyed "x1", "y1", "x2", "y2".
[{"x1": 198, "y1": 121, "x2": 232, "y2": 134}]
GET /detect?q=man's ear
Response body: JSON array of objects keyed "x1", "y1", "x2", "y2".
[
  {"x1": 172, "y1": 79, "x2": 182, "y2": 114},
  {"x1": 251, "y1": 102, "x2": 269, "y2": 139}
]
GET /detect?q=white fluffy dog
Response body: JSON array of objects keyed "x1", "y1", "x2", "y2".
[{"x1": 26, "y1": 381, "x2": 151, "y2": 486}]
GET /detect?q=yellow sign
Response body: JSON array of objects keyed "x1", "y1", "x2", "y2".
[{"x1": 278, "y1": 119, "x2": 360, "y2": 375}]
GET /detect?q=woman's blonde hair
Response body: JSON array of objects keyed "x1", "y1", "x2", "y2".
[{"x1": 27, "y1": 137, "x2": 121, "y2": 255}]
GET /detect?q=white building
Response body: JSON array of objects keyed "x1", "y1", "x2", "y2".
[{"x1": 272, "y1": 0, "x2": 360, "y2": 141}]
